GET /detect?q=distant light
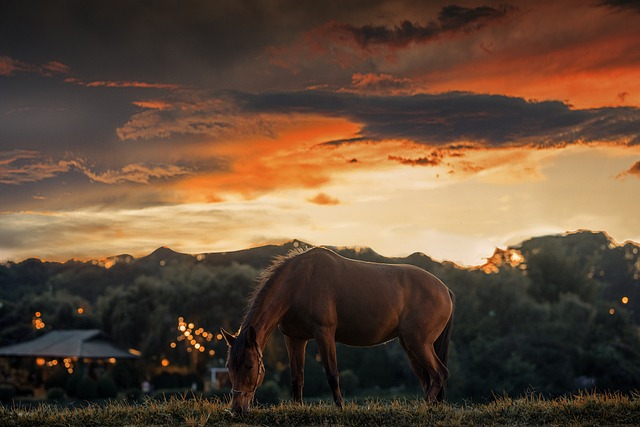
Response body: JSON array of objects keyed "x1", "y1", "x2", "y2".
[
  {"x1": 188, "y1": 323, "x2": 195, "y2": 329},
  {"x1": 609, "y1": 308, "x2": 615, "y2": 315},
  {"x1": 622, "y1": 296, "x2": 629, "y2": 304},
  {"x1": 77, "y1": 307, "x2": 84, "y2": 314},
  {"x1": 35, "y1": 311, "x2": 41, "y2": 318},
  {"x1": 36, "y1": 358, "x2": 46, "y2": 366},
  {"x1": 129, "y1": 348, "x2": 142, "y2": 356},
  {"x1": 161, "y1": 358, "x2": 170, "y2": 367},
  {"x1": 170, "y1": 342, "x2": 177, "y2": 349},
  {"x1": 209, "y1": 350, "x2": 215, "y2": 356},
  {"x1": 108, "y1": 358, "x2": 117, "y2": 364},
  {"x1": 216, "y1": 333, "x2": 223, "y2": 341}
]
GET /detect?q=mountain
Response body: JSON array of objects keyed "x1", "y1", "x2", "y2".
[{"x1": 1, "y1": 230, "x2": 638, "y2": 307}]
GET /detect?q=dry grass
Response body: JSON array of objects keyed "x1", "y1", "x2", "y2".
[{"x1": 2, "y1": 391, "x2": 640, "y2": 426}]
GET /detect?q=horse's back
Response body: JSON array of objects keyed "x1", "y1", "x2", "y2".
[{"x1": 285, "y1": 248, "x2": 452, "y2": 346}]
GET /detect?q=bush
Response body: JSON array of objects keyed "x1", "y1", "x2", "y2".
[
  {"x1": 340, "y1": 369, "x2": 360, "y2": 396},
  {"x1": 255, "y1": 380, "x2": 280, "y2": 405},
  {"x1": 65, "y1": 372, "x2": 82, "y2": 396},
  {"x1": 0, "y1": 383, "x2": 16, "y2": 401},
  {"x1": 47, "y1": 387, "x2": 67, "y2": 403},
  {"x1": 97, "y1": 375, "x2": 118, "y2": 399},
  {"x1": 123, "y1": 387, "x2": 143, "y2": 403},
  {"x1": 75, "y1": 376, "x2": 98, "y2": 400}
]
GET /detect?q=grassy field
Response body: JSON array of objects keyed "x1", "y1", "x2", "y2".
[{"x1": 2, "y1": 392, "x2": 640, "y2": 426}]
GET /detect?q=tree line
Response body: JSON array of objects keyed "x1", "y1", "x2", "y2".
[{"x1": 1, "y1": 231, "x2": 639, "y2": 401}]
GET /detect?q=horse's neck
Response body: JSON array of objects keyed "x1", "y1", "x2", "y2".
[{"x1": 242, "y1": 276, "x2": 291, "y2": 348}]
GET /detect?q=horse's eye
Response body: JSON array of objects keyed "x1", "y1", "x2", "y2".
[{"x1": 246, "y1": 363, "x2": 254, "y2": 370}]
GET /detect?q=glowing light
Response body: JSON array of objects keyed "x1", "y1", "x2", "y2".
[
  {"x1": 188, "y1": 323, "x2": 195, "y2": 329},
  {"x1": 170, "y1": 342, "x2": 176, "y2": 348},
  {"x1": 36, "y1": 358, "x2": 46, "y2": 366},
  {"x1": 609, "y1": 308, "x2": 616, "y2": 315},
  {"x1": 161, "y1": 359, "x2": 170, "y2": 367},
  {"x1": 179, "y1": 325, "x2": 186, "y2": 332},
  {"x1": 35, "y1": 311, "x2": 41, "y2": 317},
  {"x1": 108, "y1": 358, "x2": 117, "y2": 364},
  {"x1": 194, "y1": 343, "x2": 201, "y2": 350},
  {"x1": 209, "y1": 350, "x2": 215, "y2": 356},
  {"x1": 129, "y1": 348, "x2": 142, "y2": 356},
  {"x1": 622, "y1": 296, "x2": 629, "y2": 304},
  {"x1": 216, "y1": 333, "x2": 223, "y2": 340},
  {"x1": 77, "y1": 307, "x2": 84, "y2": 314}
]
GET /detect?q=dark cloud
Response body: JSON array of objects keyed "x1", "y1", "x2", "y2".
[
  {"x1": 388, "y1": 154, "x2": 442, "y2": 166},
  {"x1": 335, "y1": 4, "x2": 516, "y2": 49},
  {"x1": 599, "y1": 0, "x2": 640, "y2": 13},
  {"x1": 237, "y1": 91, "x2": 640, "y2": 148}
]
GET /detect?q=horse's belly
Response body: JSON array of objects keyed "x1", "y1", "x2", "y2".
[{"x1": 334, "y1": 309, "x2": 400, "y2": 346}]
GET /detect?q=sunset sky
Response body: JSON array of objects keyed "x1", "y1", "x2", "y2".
[{"x1": 1, "y1": 0, "x2": 639, "y2": 266}]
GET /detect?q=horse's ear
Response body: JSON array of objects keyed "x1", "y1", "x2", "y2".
[
  {"x1": 220, "y1": 328, "x2": 236, "y2": 347},
  {"x1": 247, "y1": 325, "x2": 257, "y2": 345}
]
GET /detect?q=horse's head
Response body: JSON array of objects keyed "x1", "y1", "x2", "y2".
[{"x1": 221, "y1": 326, "x2": 265, "y2": 415}]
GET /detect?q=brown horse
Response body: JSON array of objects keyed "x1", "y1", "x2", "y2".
[{"x1": 221, "y1": 247, "x2": 454, "y2": 414}]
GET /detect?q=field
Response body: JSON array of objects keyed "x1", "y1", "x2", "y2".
[{"x1": 2, "y1": 392, "x2": 640, "y2": 426}]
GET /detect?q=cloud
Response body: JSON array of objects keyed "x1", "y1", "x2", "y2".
[
  {"x1": 0, "y1": 56, "x2": 70, "y2": 77},
  {"x1": 599, "y1": 0, "x2": 640, "y2": 13},
  {"x1": 0, "y1": 150, "x2": 70, "y2": 184},
  {"x1": 116, "y1": 92, "x2": 275, "y2": 141},
  {"x1": 0, "y1": 150, "x2": 189, "y2": 185},
  {"x1": 268, "y1": 4, "x2": 517, "y2": 70},
  {"x1": 342, "y1": 5, "x2": 516, "y2": 49},
  {"x1": 343, "y1": 73, "x2": 415, "y2": 95},
  {"x1": 308, "y1": 192, "x2": 341, "y2": 205},
  {"x1": 65, "y1": 78, "x2": 180, "y2": 90},
  {"x1": 616, "y1": 160, "x2": 640, "y2": 179},
  {"x1": 237, "y1": 90, "x2": 640, "y2": 148},
  {"x1": 388, "y1": 153, "x2": 442, "y2": 166}
]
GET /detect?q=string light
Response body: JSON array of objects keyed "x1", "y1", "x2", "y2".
[{"x1": 170, "y1": 317, "x2": 217, "y2": 361}]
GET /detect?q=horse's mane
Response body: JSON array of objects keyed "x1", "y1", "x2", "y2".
[{"x1": 242, "y1": 245, "x2": 313, "y2": 325}]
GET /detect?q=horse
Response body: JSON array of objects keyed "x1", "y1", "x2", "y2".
[{"x1": 221, "y1": 246, "x2": 455, "y2": 414}]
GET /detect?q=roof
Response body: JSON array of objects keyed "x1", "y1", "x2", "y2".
[{"x1": 0, "y1": 329, "x2": 139, "y2": 359}]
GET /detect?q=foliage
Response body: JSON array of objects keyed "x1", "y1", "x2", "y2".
[
  {"x1": 255, "y1": 380, "x2": 281, "y2": 405},
  {"x1": 46, "y1": 387, "x2": 67, "y2": 403},
  {"x1": 75, "y1": 376, "x2": 98, "y2": 400},
  {"x1": 97, "y1": 375, "x2": 118, "y2": 399},
  {"x1": 0, "y1": 383, "x2": 16, "y2": 401},
  {"x1": 1, "y1": 231, "x2": 640, "y2": 401}
]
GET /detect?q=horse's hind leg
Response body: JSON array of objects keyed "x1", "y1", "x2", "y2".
[
  {"x1": 401, "y1": 335, "x2": 449, "y2": 403},
  {"x1": 399, "y1": 337, "x2": 430, "y2": 392},
  {"x1": 284, "y1": 335, "x2": 307, "y2": 402}
]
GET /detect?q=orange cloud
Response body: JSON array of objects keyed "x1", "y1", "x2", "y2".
[
  {"x1": 307, "y1": 192, "x2": 341, "y2": 205},
  {"x1": 132, "y1": 100, "x2": 173, "y2": 110},
  {"x1": 616, "y1": 160, "x2": 640, "y2": 179}
]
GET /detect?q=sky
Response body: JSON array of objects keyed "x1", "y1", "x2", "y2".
[{"x1": 1, "y1": 0, "x2": 639, "y2": 266}]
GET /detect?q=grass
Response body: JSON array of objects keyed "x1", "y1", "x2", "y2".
[{"x1": 2, "y1": 391, "x2": 640, "y2": 426}]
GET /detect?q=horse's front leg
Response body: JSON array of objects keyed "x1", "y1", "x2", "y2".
[
  {"x1": 284, "y1": 335, "x2": 307, "y2": 402},
  {"x1": 314, "y1": 328, "x2": 343, "y2": 408}
]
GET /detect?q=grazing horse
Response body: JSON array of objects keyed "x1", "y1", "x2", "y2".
[{"x1": 222, "y1": 247, "x2": 454, "y2": 414}]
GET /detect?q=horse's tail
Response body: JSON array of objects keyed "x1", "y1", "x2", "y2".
[{"x1": 434, "y1": 289, "x2": 455, "y2": 400}]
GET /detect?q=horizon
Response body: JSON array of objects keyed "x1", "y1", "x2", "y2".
[
  {"x1": 3, "y1": 229, "x2": 638, "y2": 269},
  {"x1": 2, "y1": 1, "x2": 640, "y2": 266}
]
